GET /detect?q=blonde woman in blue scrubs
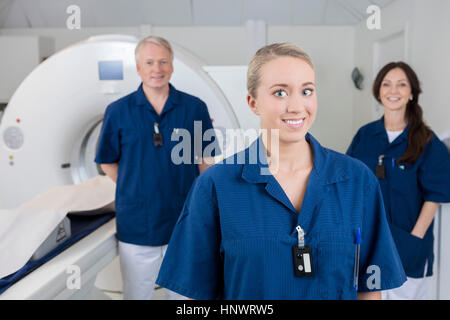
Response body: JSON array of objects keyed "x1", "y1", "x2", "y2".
[{"x1": 156, "y1": 43, "x2": 406, "y2": 300}]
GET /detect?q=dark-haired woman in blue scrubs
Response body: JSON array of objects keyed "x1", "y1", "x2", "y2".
[
  {"x1": 156, "y1": 43, "x2": 406, "y2": 300},
  {"x1": 347, "y1": 62, "x2": 450, "y2": 299}
]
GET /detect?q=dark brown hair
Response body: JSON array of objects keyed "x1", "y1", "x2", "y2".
[{"x1": 373, "y1": 62, "x2": 432, "y2": 164}]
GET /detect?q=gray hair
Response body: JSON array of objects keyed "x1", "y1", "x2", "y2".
[
  {"x1": 135, "y1": 36, "x2": 174, "y2": 62},
  {"x1": 247, "y1": 43, "x2": 314, "y2": 98}
]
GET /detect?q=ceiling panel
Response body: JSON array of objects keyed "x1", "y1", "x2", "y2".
[
  {"x1": 242, "y1": 0, "x2": 292, "y2": 25},
  {"x1": 324, "y1": 0, "x2": 361, "y2": 25},
  {"x1": 28, "y1": 0, "x2": 69, "y2": 28},
  {"x1": 0, "y1": 1, "x2": 13, "y2": 27},
  {"x1": 81, "y1": 0, "x2": 193, "y2": 27},
  {"x1": 192, "y1": 0, "x2": 242, "y2": 26},
  {"x1": 292, "y1": 0, "x2": 328, "y2": 25},
  {"x1": 340, "y1": 0, "x2": 378, "y2": 18},
  {"x1": 2, "y1": 0, "x2": 29, "y2": 27},
  {"x1": 139, "y1": 0, "x2": 192, "y2": 26},
  {"x1": 0, "y1": 0, "x2": 396, "y2": 28},
  {"x1": 372, "y1": 0, "x2": 396, "y2": 7}
]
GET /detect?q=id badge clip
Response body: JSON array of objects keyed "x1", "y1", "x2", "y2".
[
  {"x1": 292, "y1": 226, "x2": 314, "y2": 277},
  {"x1": 375, "y1": 154, "x2": 385, "y2": 179},
  {"x1": 153, "y1": 123, "x2": 163, "y2": 147}
]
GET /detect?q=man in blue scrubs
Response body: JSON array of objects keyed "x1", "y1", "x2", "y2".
[{"x1": 95, "y1": 36, "x2": 217, "y2": 299}]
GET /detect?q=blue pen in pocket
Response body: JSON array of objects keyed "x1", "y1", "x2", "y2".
[{"x1": 353, "y1": 228, "x2": 361, "y2": 291}]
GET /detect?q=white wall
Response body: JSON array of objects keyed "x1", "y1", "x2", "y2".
[
  {"x1": 1, "y1": 27, "x2": 138, "y2": 53},
  {"x1": 0, "y1": 36, "x2": 54, "y2": 103},
  {"x1": 408, "y1": 0, "x2": 450, "y2": 138},
  {"x1": 0, "y1": 25, "x2": 355, "y2": 152}
]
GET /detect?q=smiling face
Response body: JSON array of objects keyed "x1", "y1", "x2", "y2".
[
  {"x1": 247, "y1": 56, "x2": 317, "y2": 144},
  {"x1": 379, "y1": 67, "x2": 412, "y2": 114},
  {"x1": 136, "y1": 42, "x2": 174, "y2": 90}
]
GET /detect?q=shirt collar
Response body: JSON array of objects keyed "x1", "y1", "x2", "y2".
[
  {"x1": 373, "y1": 116, "x2": 387, "y2": 136},
  {"x1": 241, "y1": 133, "x2": 347, "y2": 186},
  {"x1": 135, "y1": 82, "x2": 181, "y2": 115},
  {"x1": 374, "y1": 116, "x2": 409, "y2": 145}
]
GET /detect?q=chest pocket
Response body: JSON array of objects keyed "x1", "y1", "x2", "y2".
[
  {"x1": 388, "y1": 161, "x2": 422, "y2": 232},
  {"x1": 389, "y1": 162, "x2": 418, "y2": 196},
  {"x1": 317, "y1": 232, "x2": 356, "y2": 299},
  {"x1": 120, "y1": 128, "x2": 141, "y2": 145}
]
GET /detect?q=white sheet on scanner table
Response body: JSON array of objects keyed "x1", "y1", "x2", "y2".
[{"x1": 0, "y1": 175, "x2": 116, "y2": 278}]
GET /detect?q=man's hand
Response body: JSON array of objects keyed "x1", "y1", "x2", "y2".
[
  {"x1": 100, "y1": 163, "x2": 119, "y2": 183},
  {"x1": 198, "y1": 157, "x2": 215, "y2": 174}
]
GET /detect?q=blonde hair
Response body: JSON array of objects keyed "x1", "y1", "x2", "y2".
[
  {"x1": 135, "y1": 36, "x2": 173, "y2": 62},
  {"x1": 247, "y1": 43, "x2": 314, "y2": 98}
]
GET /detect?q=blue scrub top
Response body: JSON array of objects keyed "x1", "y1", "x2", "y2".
[
  {"x1": 346, "y1": 117, "x2": 450, "y2": 278},
  {"x1": 156, "y1": 134, "x2": 406, "y2": 299},
  {"x1": 95, "y1": 83, "x2": 219, "y2": 246}
]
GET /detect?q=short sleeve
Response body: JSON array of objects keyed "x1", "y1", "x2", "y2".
[
  {"x1": 358, "y1": 175, "x2": 407, "y2": 292},
  {"x1": 418, "y1": 135, "x2": 450, "y2": 203},
  {"x1": 94, "y1": 104, "x2": 121, "y2": 164},
  {"x1": 156, "y1": 174, "x2": 223, "y2": 299},
  {"x1": 194, "y1": 100, "x2": 222, "y2": 159},
  {"x1": 346, "y1": 128, "x2": 362, "y2": 157}
]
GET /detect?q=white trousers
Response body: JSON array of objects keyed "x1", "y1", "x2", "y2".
[
  {"x1": 118, "y1": 241, "x2": 187, "y2": 300},
  {"x1": 382, "y1": 276, "x2": 430, "y2": 300}
]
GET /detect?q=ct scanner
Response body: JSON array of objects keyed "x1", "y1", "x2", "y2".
[
  {"x1": 0, "y1": 34, "x2": 242, "y2": 208},
  {"x1": 0, "y1": 35, "x2": 247, "y2": 299}
]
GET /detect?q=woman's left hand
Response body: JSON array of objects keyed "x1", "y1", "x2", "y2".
[
  {"x1": 410, "y1": 228, "x2": 425, "y2": 239},
  {"x1": 410, "y1": 201, "x2": 440, "y2": 240}
]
